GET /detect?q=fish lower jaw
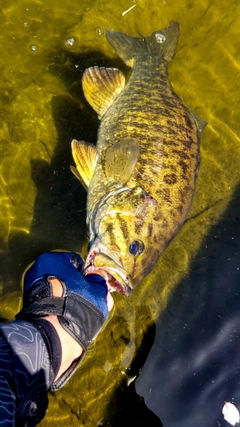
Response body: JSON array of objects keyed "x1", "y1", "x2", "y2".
[{"x1": 84, "y1": 264, "x2": 132, "y2": 297}]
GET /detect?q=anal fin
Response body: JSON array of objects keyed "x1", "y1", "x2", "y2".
[{"x1": 82, "y1": 67, "x2": 125, "y2": 118}]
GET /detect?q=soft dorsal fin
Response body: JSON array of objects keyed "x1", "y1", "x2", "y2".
[
  {"x1": 82, "y1": 67, "x2": 125, "y2": 118},
  {"x1": 71, "y1": 139, "x2": 97, "y2": 189},
  {"x1": 104, "y1": 137, "x2": 140, "y2": 186}
]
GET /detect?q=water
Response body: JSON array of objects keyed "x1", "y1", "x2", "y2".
[
  {"x1": 136, "y1": 188, "x2": 240, "y2": 426},
  {"x1": 0, "y1": 0, "x2": 240, "y2": 425}
]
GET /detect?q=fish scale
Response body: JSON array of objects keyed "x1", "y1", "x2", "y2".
[{"x1": 71, "y1": 21, "x2": 206, "y2": 296}]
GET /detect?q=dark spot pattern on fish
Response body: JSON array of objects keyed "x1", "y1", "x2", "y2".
[
  {"x1": 117, "y1": 214, "x2": 129, "y2": 241},
  {"x1": 148, "y1": 223, "x2": 153, "y2": 237},
  {"x1": 181, "y1": 173, "x2": 190, "y2": 182},
  {"x1": 183, "y1": 113, "x2": 194, "y2": 129},
  {"x1": 177, "y1": 204, "x2": 184, "y2": 214},
  {"x1": 178, "y1": 159, "x2": 189, "y2": 174},
  {"x1": 159, "y1": 139, "x2": 179, "y2": 147},
  {"x1": 172, "y1": 149, "x2": 190, "y2": 160},
  {"x1": 163, "y1": 173, "x2": 177, "y2": 184},
  {"x1": 177, "y1": 138, "x2": 196, "y2": 149},
  {"x1": 106, "y1": 223, "x2": 116, "y2": 247},
  {"x1": 134, "y1": 218, "x2": 143, "y2": 234},
  {"x1": 156, "y1": 187, "x2": 172, "y2": 204}
]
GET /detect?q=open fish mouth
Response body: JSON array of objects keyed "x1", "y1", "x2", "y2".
[{"x1": 84, "y1": 250, "x2": 132, "y2": 297}]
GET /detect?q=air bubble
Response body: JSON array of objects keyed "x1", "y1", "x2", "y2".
[
  {"x1": 96, "y1": 28, "x2": 103, "y2": 36},
  {"x1": 155, "y1": 33, "x2": 166, "y2": 43},
  {"x1": 65, "y1": 37, "x2": 75, "y2": 47},
  {"x1": 31, "y1": 45, "x2": 37, "y2": 51}
]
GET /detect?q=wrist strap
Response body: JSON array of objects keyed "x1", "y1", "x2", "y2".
[
  {"x1": 16, "y1": 278, "x2": 105, "y2": 353},
  {"x1": 31, "y1": 318, "x2": 84, "y2": 392},
  {"x1": 30, "y1": 318, "x2": 62, "y2": 383}
]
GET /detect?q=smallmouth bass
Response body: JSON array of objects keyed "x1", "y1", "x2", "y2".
[{"x1": 71, "y1": 21, "x2": 206, "y2": 296}]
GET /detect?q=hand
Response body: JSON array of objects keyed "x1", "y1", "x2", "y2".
[
  {"x1": 16, "y1": 251, "x2": 114, "y2": 389},
  {"x1": 45, "y1": 276, "x2": 114, "y2": 380}
]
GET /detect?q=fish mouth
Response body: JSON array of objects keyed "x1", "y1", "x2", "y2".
[{"x1": 84, "y1": 249, "x2": 132, "y2": 297}]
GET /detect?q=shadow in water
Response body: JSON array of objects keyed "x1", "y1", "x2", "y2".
[
  {"x1": 136, "y1": 184, "x2": 240, "y2": 427},
  {"x1": 103, "y1": 306, "x2": 163, "y2": 427},
  {"x1": 0, "y1": 95, "x2": 88, "y2": 295},
  {"x1": 0, "y1": 47, "x2": 124, "y2": 295}
]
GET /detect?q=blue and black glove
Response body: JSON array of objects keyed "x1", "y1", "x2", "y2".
[
  {"x1": 16, "y1": 251, "x2": 109, "y2": 389},
  {"x1": 0, "y1": 252, "x2": 110, "y2": 425}
]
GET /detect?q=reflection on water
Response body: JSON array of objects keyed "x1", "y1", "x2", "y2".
[
  {"x1": 0, "y1": 0, "x2": 240, "y2": 425},
  {"x1": 136, "y1": 187, "x2": 240, "y2": 426}
]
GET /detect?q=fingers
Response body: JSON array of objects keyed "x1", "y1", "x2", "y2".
[
  {"x1": 49, "y1": 273, "x2": 114, "y2": 312},
  {"x1": 49, "y1": 278, "x2": 64, "y2": 297}
]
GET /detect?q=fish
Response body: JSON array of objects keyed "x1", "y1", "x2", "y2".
[{"x1": 71, "y1": 21, "x2": 206, "y2": 297}]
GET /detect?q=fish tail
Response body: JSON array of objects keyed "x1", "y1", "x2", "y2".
[{"x1": 106, "y1": 21, "x2": 179, "y2": 67}]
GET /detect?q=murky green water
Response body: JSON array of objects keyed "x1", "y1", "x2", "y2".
[{"x1": 0, "y1": 0, "x2": 240, "y2": 425}]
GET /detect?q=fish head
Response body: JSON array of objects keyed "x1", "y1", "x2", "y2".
[{"x1": 84, "y1": 186, "x2": 162, "y2": 296}]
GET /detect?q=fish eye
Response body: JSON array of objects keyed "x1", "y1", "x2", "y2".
[
  {"x1": 155, "y1": 33, "x2": 166, "y2": 44},
  {"x1": 129, "y1": 240, "x2": 144, "y2": 256}
]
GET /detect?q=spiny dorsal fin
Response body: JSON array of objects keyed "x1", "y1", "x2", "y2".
[
  {"x1": 104, "y1": 137, "x2": 140, "y2": 186},
  {"x1": 82, "y1": 66, "x2": 125, "y2": 118},
  {"x1": 71, "y1": 139, "x2": 97, "y2": 189}
]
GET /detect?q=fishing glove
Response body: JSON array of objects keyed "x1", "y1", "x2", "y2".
[{"x1": 16, "y1": 251, "x2": 109, "y2": 389}]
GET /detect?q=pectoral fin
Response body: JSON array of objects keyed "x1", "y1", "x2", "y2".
[
  {"x1": 191, "y1": 111, "x2": 207, "y2": 133},
  {"x1": 71, "y1": 139, "x2": 97, "y2": 189},
  {"x1": 82, "y1": 66, "x2": 125, "y2": 118},
  {"x1": 105, "y1": 137, "x2": 140, "y2": 185}
]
